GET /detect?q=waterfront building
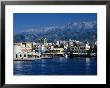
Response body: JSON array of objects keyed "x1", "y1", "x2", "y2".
[
  {"x1": 69, "y1": 39, "x2": 73, "y2": 46},
  {"x1": 14, "y1": 44, "x2": 28, "y2": 60},
  {"x1": 50, "y1": 47, "x2": 64, "y2": 54},
  {"x1": 56, "y1": 41, "x2": 60, "y2": 45},
  {"x1": 64, "y1": 43, "x2": 68, "y2": 49},
  {"x1": 41, "y1": 45, "x2": 48, "y2": 52},
  {"x1": 14, "y1": 42, "x2": 36, "y2": 60},
  {"x1": 85, "y1": 43, "x2": 90, "y2": 50},
  {"x1": 50, "y1": 45, "x2": 54, "y2": 50},
  {"x1": 15, "y1": 42, "x2": 35, "y2": 52},
  {"x1": 14, "y1": 39, "x2": 97, "y2": 60}
]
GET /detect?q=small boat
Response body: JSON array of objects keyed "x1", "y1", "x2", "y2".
[
  {"x1": 65, "y1": 54, "x2": 68, "y2": 58},
  {"x1": 90, "y1": 53, "x2": 96, "y2": 56}
]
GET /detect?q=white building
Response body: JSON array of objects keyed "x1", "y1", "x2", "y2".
[
  {"x1": 85, "y1": 43, "x2": 90, "y2": 50},
  {"x1": 14, "y1": 42, "x2": 35, "y2": 60},
  {"x1": 14, "y1": 44, "x2": 28, "y2": 60}
]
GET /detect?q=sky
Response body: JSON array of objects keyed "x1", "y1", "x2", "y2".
[{"x1": 14, "y1": 13, "x2": 97, "y2": 34}]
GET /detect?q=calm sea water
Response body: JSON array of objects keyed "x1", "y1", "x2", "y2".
[{"x1": 14, "y1": 57, "x2": 97, "y2": 75}]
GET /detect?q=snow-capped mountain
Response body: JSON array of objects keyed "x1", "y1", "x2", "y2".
[{"x1": 14, "y1": 21, "x2": 97, "y2": 43}]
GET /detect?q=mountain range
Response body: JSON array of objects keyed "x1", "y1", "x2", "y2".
[{"x1": 14, "y1": 21, "x2": 97, "y2": 43}]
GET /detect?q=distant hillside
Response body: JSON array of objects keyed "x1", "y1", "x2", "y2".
[{"x1": 14, "y1": 21, "x2": 97, "y2": 43}]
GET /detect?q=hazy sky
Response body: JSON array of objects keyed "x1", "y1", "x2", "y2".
[{"x1": 14, "y1": 13, "x2": 97, "y2": 34}]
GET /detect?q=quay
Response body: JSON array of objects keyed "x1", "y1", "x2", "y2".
[{"x1": 13, "y1": 52, "x2": 96, "y2": 61}]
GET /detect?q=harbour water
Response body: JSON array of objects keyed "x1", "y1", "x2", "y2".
[{"x1": 14, "y1": 57, "x2": 97, "y2": 75}]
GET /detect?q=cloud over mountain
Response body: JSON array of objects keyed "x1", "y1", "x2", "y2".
[{"x1": 14, "y1": 21, "x2": 97, "y2": 43}]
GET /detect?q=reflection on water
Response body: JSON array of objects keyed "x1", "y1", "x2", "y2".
[
  {"x1": 85, "y1": 57, "x2": 91, "y2": 74},
  {"x1": 14, "y1": 57, "x2": 97, "y2": 75},
  {"x1": 14, "y1": 61, "x2": 33, "y2": 75}
]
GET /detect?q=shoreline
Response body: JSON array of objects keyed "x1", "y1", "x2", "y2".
[{"x1": 14, "y1": 56, "x2": 97, "y2": 61}]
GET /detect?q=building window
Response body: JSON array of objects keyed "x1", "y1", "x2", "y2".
[
  {"x1": 16, "y1": 54, "x2": 17, "y2": 58},
  {"x1": 20, "y1": 54, "x2": 22, "y2": 57},
  {"x1": 24, "y1": 54, "x2": 26, "y2": 57}
]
